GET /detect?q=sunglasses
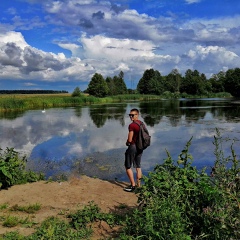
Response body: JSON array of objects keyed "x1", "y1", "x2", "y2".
[{"x1": 129, "y1": 114, "x2": 137, "y2": 117}]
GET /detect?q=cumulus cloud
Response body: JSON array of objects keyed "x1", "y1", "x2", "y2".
[
  {"x1": 185, "y1": 45, "x2": 240, "y2": 76},
  {"x1": 0, "y1": 31, "x2": 88, "y2": 81}
]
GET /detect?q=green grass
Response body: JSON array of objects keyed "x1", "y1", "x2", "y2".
[
  {"x1": 0, "y1": 93, "x2": 162, "y2": 111},
  {"x1": 10, "y1": 204, "x2": 41, "y2": 214},
  {"x1": 0, "y1": 204, "x2": 8, "y2": 211},
  {"x1": 0, "y1": 92, "x2": 232, "y2": 112}
]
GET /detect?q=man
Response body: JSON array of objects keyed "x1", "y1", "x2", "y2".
[{"x1": 124, "y1": 108, "x2": 143, "y2": 192}]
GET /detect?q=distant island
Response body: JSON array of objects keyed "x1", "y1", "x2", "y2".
[{"x1": 0, "y1": 90, "x2": 68, "y2": 94}]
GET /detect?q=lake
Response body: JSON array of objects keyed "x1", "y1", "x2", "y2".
[{"x1": 1, "y1": 98, "x2": 240, "y2": 182}]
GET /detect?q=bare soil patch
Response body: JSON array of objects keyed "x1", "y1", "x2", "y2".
[{"x1": 0, "y1": 176, "x2": 137, "y2": 239}]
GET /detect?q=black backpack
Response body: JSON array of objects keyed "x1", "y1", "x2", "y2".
[{"x1": 134, "y1": 121, "x2": 151, "y2": 150}]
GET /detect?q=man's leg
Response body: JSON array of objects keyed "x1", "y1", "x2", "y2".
[
  {"x1": 136, "y1": 167, "x2": 142, "y2": 187},
  {"x1": 126, "y1": 168, "x2": 135, "y2": 187},
  {"x1": 125, "y1": 145, "x2": 136, "y2": 187}
]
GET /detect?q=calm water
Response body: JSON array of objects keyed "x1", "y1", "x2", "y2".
[{"x1": 1, "y1": 98, "x2": 240, "y2": 181}]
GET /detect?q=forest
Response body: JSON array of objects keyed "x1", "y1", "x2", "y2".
[{"x1": 82, "y1": 67, "x2": 240, "y2": 98}]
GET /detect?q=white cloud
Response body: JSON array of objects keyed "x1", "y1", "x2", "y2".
[
  {"x1": 0, "y1": 31, "x2": 28, "y2": 49},
  {"x1": 185, "y1": 45, "x2": 240, "y2": 76},
  {"x1": 79, "y1": 34, "x2": 155, "y2": 60}
]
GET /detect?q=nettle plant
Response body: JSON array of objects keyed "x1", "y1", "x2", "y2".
[
  {"x1": 0, "y1": 147, "x2": 44, "y2": 189},
  {"x1": 120, "y1": 130, "x2": 239, "y2": 240}
]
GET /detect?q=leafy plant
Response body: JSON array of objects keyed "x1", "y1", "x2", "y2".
[
  {"x1": 68, "y1": 201, "x2": 101, "y2": 229},
  {"x1": 0, "y1": 147, "x2": 44, "y2": 189},
  {"x1": 28, "y1": 216, "x2": 92, "y2": 240},
  {"x1": 10, "y1": 203, "x2": 41, "y2": 214},
  {"x1": 119, "y1": 131, "x2": 240, "y2": 240},
  {"x1": 2, "y1": 215, "x2": 20, "y2": 227},
  {"x1": 0, "y1": 204, "x2": 8, "y2": 210},
  {"x1": 0, "y1": 231, "x2": 25, "y2": 240}
]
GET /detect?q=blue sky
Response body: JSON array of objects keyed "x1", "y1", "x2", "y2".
[{"x1": 0, "y1": 0, "x2": 240, "y2": 92}]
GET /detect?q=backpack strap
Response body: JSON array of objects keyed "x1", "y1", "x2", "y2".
[{"x1": 133, "y1": 120, "x2": 142, "y2": 127}]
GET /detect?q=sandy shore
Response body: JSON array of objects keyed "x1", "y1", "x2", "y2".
[{"x1": 0, "y1": 176, "x2": 138, "y2": 239}]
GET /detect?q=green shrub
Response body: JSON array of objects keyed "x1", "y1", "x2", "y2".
[
  {"x1": 0, "y1": 231, "x2": 25, "y2": 240},
  {"x1": 68, "y1": 201, "x2": 101, "y2": 229},
  {"x1": 119, "y1": 132, "x2": 240, "y2": 240},
  {"x1": 10, "y1": 203, "x2": 41, "y2": 214},
  {"x1": 27, "y1": 216, "x2": 92, "y2": 240},
  {"x1": 0, "y1": 147, "x2": 44, "y2": 189}
]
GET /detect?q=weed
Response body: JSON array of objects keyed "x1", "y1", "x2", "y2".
[
  {"x1": 0, "y1": 147, "x2": 44, "y2": 189},
  {"x1": 10, "y1": 203, "x2": 41, "y2": 214},
  {"x1": 28, "y1": 216, "x2": 92, "y2": 240},
  {"x1": 119, "y1": 131, "x2": 240, "y2": 240},
  {"x1": 0, "y1": 204, "x2": 8, "y2": 210},
  {"x1": 2, "y1": 216, "x2": 19, "y2": 227},
  {"x1": 0, "y1": 231, "x2": 25, "y2": 240}
]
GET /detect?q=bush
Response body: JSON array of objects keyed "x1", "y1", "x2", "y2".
[
  {"x1": 119, "y1": 131, "x2": 240, "y2": 240},
  {"x1": 0, "y1": 147, "x2": 44, "y2": 189}
]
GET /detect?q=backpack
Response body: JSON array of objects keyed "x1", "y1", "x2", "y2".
[{"x1": 134, "y1": 121, "x2": 151, "y2": 150}]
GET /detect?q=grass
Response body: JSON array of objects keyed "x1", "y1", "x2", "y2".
[
  {"x1": 10, "y1": 204, "x2": 41, "y2": 214},
  {"x1": 0, "y1": 204, "x2": 8, "y2": 211},
  {"x1": 0, "y1": 93, "x2": 162, "y2": 111},
  {"x1": 2, "y1": 215, "x2": 35, "y2": 228},
  {"x1": 0, "y1": 92, "x2": 232, "y2": 112}
]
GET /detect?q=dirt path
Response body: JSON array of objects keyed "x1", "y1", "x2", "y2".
[{"x1": 0, "y1": 176, "x2": 138, "y2": 239}]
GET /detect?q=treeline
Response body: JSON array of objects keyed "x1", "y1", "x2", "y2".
[
  {"x1": 0, "y1": 90, "x2": 68, "y2": 94},
  {"x1": 81, "y1": 67, "x2": 240, "y2": 98}
]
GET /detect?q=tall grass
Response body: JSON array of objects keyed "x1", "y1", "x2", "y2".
[{"x1": 0, "y1": 94, "x2": 162, "y2": 111}]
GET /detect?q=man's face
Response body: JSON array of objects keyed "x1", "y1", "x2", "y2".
[{"x1": 129, "y1": 111, "x2": 138, "y2": 121}]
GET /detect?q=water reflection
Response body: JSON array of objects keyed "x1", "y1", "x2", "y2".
[
  {"x1": 89, "y1": 103, "x2": 127, "y2": 127},
  {"x1": 0, "y1": 98, "x2": 240, "y2": 182}
]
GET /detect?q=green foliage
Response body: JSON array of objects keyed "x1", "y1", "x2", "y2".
[
  {"x1": 10, "y1": 203, "x2": 41, "y2": 214},
  {"x1": 71, "y1": 87, "x2": 82, "y2": 97},
  {"x1": 137, "y1": 68, "x2": 164, "y2": 95},
  {"x1": 0, "y1": 98, "x2": 25, "y2": 110},
  {"x1": 28, "y1": 216, "x2": 92, "y2": 240},
  {"x1": 0, "y1": 204, "x2": 8, "y2": 210},
  {"x1": 87, "y1": 73, "x2": 109, "y2": 98},
  {"x1": 119, "y1": 132, "x2": 240, "y2": 240},
  {"x1": 2, "y1": 216, "x2": 19, "y2": 227},
  {"x1": 0, "y1": 147, "x2": 44, "y2": 189},
  {"x1": 68, "y1": 201, "x2": 100, "y2": 229},
  {"x1": 224, "y1": 68, "x2": 240, "y2": 97},
  {"x1": 0, "y1": 202, "x2": 122, "y2": 239},
  {"x1": 0, "y1": 231, "x2": 25, "y2": 240}
]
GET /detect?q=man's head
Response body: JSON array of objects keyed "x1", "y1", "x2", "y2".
[{"x1": 129, "y1": 108, "x2": 139, "y2": 121}]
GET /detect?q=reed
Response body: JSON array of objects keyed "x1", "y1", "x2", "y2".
[{"x1": 0, "y1": 94, "x2": 162, "y2": 111}]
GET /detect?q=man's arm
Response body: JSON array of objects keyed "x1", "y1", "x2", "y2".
[{"x1": 126, "y1": 130, "x2": 134, "y2": 146}]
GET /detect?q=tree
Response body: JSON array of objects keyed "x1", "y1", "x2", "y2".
[
  {"x1": 165, "y1": 69, "x2": 182, "y2": 93},
  {"x1": 113, "y1": 71, "x2": 127, "y2": 95},
  {"x1": 71, "y1": 87, "x2": 81, "y2": 97},
  {"x1": 105, "y1": 76, "x2": 115, "y2": 96},
  {"x1": 209, "y1": 71, "x2": 225, "y2": 93},
  {"x1": 224, "y1": 68, "x2": 240, "y2": 97},
  {"x1": 87, "y1": 73, "x2": 109, "y2": 97},
  {"x1": 180, "y1": 69, "x2": 207, "y2": 95},
  {"x1": 137, "y1": 69, "x2": 163, "y2": 94}
]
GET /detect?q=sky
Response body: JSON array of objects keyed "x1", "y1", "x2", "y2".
[{"x1": 0, "y1": 0, "x2": 240, "y2": 92}]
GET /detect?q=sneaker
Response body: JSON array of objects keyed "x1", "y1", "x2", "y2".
[{"x1": 123, "y1": 185, "x2": 136, "y2": 192}]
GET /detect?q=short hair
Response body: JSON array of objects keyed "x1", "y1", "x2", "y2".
[{"x1": 130, "y1": 108, "x2": 139, "y2": 114}]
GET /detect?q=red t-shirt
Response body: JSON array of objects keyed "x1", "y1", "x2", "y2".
[{"x1": 128, "y1": 120, "x2": 141, "y2": 144}]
